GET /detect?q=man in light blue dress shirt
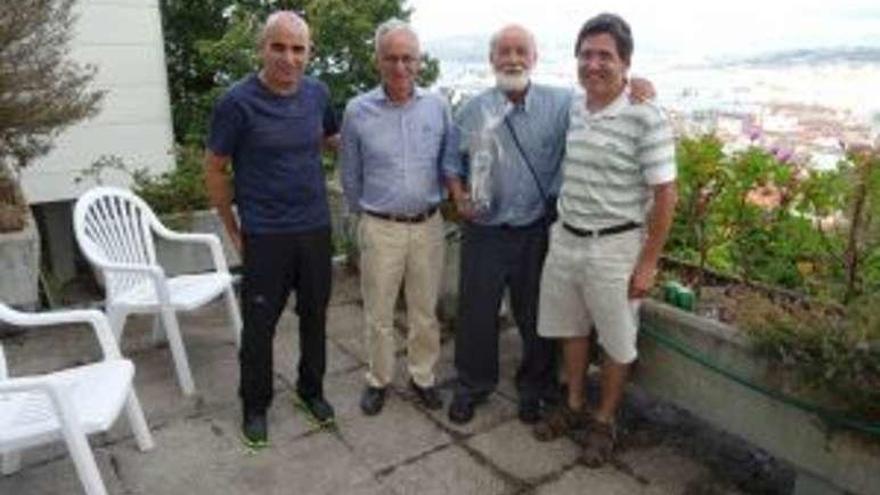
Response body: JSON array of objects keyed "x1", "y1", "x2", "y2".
[
  {"x1": 444, "y1": 25, "x2": 569, "y2": 425},
  {"x1": 341, "y1": 19, "x2": 457, "y2": 416}
]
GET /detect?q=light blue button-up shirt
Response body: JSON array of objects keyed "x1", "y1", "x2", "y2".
[
  {"x1": 341, "y1": 86, "x2": 456, "y2": 215},
  {"x1": 446, "y1": 84, "x2": 572, "y2": 226}
]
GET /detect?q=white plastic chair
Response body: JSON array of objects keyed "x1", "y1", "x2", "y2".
[
  {"x1": 73, "y1": 186, "x2": 242, "y2": 395},
  {"x1": 0, "y1": 303, "x2": 154, "y2": 495}
]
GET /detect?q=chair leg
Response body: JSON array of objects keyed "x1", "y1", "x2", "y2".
[
  {"x1": 223, "y1": 285, "x2": 242, "y2": 348},
  {"x1": 125, "y1": 391, "x2": 154, "y2": 451},
  {"x1": 1, "y1": 452, "x2": 21, "y2": 475},
  {"x1": 151, "y1": 314, "x2": 167, "y2": 346},
  {"x1": 159, "y1": 308, "x2": 196, "y2": 395},
  {"x1": 106, "y1": 307, "x2": 128, "y2": 342},
  {"x1": 60, "y1": 423, "x2": 108, "y2": 495}
]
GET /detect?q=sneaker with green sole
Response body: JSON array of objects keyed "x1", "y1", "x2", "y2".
[
  {"x1": 293, "y1": 394, "x2": 336, "y2": 428},
  {"x1": 241, "y1": 412, "x2": 269, "y2": 451}
]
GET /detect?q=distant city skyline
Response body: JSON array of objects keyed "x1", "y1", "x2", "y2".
[{"x1": 409, "y1": 0, "x2": 880, "y2": 62}]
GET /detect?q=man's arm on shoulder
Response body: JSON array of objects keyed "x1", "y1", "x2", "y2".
[
  {"x1": 628, "y1": 76, "x2": 656, "y2": 103},
  {"x1": 204, "y1": 150, "x2": 242, "y2": 253}
]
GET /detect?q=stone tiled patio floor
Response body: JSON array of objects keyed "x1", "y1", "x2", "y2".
[{"x1": 0, "y1": 270, "x2": 751, "y2": 494}]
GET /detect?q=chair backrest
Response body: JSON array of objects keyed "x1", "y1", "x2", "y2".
[{"x1": 73, "y1": 187, "x2": 160, "y2": 300}]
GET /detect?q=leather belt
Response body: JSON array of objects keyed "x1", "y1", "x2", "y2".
[
  {"x1": 562, "y1": 221, "x2": 642, "y2": 238},
  {"x1": 365, "y1": 206, "x2": 438, "y2": 224}
]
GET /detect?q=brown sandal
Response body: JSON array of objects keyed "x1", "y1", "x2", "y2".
[
  {"x1": 533, "y1": 405, "x2": 587, "y2": 442},
  {"x1": 581, "y1": 420, "x2": 617, "y2": 468}
]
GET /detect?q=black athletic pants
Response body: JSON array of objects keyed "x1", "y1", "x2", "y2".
[{"x1": 239, "y1": 228, "x2": 332, "y2": 414}]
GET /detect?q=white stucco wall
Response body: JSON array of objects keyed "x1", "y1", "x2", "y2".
[{"x1": 21, "y1": 0, "x2": 175, "y2": 204}]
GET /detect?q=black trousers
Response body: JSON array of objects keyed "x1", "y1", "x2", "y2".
[
  {"x1": 454, "y1": 221, "x2": 558, "y2": 403},
  {"x1": 239, "y1": 228, "x2": 332, "y2": 414}
]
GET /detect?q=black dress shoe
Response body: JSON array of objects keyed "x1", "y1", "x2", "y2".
[
  {"x1": 241, "y1": 411, "x2": 268, "y2": 449},
  {"x1": 410, "y1": 380, "x2": 443, "y2": 410},
  {"x1": 360, "y1": 386, "x2": 386, "y2": 416},
  {"x1": 448, "y1": 396, "x2": 476, "y2": 424},
  {"x1": 518, "y1": 399, "x2": 541, "y2": 424}
]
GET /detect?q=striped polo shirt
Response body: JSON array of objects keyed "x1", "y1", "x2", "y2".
[{"x1": 558, "y1": 91, "x2": 676, "y2": 230}]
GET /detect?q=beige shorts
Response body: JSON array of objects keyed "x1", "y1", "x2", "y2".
[{"x1": 537, "y1": 223, "x2": 643, "y2": 364}]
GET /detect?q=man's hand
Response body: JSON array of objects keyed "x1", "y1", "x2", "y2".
[
  {"x1": 229, "y1": 230, "x2": 243, "y2": 255},
  {"x1": 454, "y1": 191, "x2": 477, "y2": 220},
  {"x1": 628, "y1": 77, "x2": 656, "y2": 103},
  {"x1": 628, "y1": 261, "x2": 657, "y2": 299},
  {"x1": 323, "y1": 133, "x2": 341, "y2": 152},
  {"x1": 445, "y1": 177, "x2": 476, "y2": 221}
]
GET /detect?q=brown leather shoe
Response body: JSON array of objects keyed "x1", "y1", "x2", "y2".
[
  {"x1": 533, "y1": 405, "x2": 588, "y2": 442},
  {"x1": 581, "y1": 419, "x2": 617, "y2": 468}
]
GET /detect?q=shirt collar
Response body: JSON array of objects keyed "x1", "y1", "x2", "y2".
[
  {"x1": 372, "y1": 84, "x2": 425, "y2": 104},
  {"x1": 491, "y1": 82, "x2": 535, "y2": 114},
  {"x1": 585, "y1": 88, "x2": 629, "y2": 118}
]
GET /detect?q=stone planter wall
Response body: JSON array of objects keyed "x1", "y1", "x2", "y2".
[
  {"x1": 0, "y1": 213, "x2": 41, "y2": 309},
  {"x1": 636, "y1": 300, "x2": 880, "y2": 495}
]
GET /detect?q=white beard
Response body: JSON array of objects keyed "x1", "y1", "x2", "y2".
[{"x1": 494, "y1": 70, "x2": 530, "y2": 93}]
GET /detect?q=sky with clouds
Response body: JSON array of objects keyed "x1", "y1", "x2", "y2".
[{"x1": 409, "y1": 0, "x2": 880, "y2": 61}]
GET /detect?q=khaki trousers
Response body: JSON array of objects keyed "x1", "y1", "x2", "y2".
[{"x1": 358, "y1": 212, "x2": 445, "y2": 388}]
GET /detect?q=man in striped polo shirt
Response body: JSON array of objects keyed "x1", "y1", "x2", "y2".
[{"x1": 533, "y1": 13, "x2": 677, "y2": 467}]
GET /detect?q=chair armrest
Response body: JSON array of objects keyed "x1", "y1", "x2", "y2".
[
  {"x1": 0, "y1": 376, "x2": 84, "y2": 438},
  {"x1": 0, "y1": 374, "x2": 57, "y2": 395},
  {"x1": 151, "y1": 222, "x2": 230, "y2": 273},
  {"x1": 0, "y1": 306, "x2": 123, "y2": 361}
]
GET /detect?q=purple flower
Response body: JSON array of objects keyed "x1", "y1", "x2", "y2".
[
  {"x1": 746, "y1": 125, "x2": 762, "y2": 142},
  {"x1": 774, "y1": 147, "x2": 793, "y2": 163}
]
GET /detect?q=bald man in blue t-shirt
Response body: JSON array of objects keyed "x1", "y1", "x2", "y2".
[{"x1": 204, "y1": 11, "x2": 338, "y2": 449}]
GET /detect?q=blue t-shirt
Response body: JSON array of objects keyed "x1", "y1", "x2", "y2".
[{"x1": 207, "y1": 74, "x2": 338, "y2": 234}]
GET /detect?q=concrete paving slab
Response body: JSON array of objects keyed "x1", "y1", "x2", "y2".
[
  {"x1": 336, "y1": 396, "x2": 452, "y2": 473},
  {"x1": 321, "y1": 368, "x2": 369, "y2": 422},
  {"x1": 120, "y1": 341, "x2": 243, "y2": 425},
  {"x1": 0, "y1": 447, "x2": 125, "y2": 495},
  {"x1": 111, "y1": 413, "x2": 375, "y2": 495},
  {"x1": 617, "y1": 445, "x2": 710, "y2": 494},
  {"x1": 467, "y1": 420, "x2": 581, "y2": 483},
  {"x1": 423, "y1": 392, "x2": 518, "y2": 436},
  {"x1": 535, "y1": 465, "x2": 649, "y2": 495},
  {"x1": 379, "y1": 444, "x2": 514, "y2": 495}
]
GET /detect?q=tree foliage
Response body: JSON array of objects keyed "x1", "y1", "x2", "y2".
[
  {"x1": 0, "y1": 0, "x2": 103, "y2": 173},
  {"x1": 159, "y1": 0, "x2": 439, "y2": 144}
]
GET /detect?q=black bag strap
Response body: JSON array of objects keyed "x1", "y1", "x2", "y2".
[{"x1": 503, "y1": 115, "x2": 558, "y2": 207}]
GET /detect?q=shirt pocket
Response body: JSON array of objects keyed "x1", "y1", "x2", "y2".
[{"x1": 413, "y1": 124, "x2": 443, "y2": 160}]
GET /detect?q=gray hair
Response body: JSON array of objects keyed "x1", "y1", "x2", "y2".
[
  {"x1": 257, "y1": 10, "x2": 309, "y2": 47},
  {"x1": 373, "y1": 18, "x2": 420, "y2": 55},
  {"x1": 488, "y1": 24, "x2": 536, "y2": 57}
]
